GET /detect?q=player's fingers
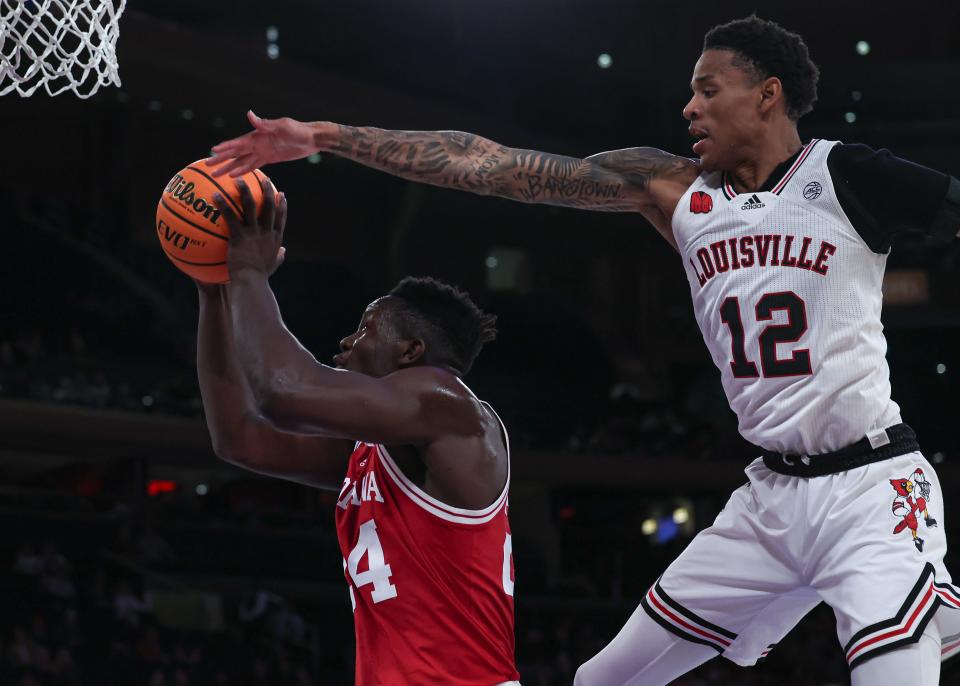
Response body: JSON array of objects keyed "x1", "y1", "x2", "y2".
[
  {"x1": 226, "y1": 153, "x2": 259, "y2": 178},
  {"x1": 275, "y1": 192, "x2": 287, "y2": 238},
  {"x1": 210, "y1": 135, "x2": 249, "y2": 155},
  {"x1": 207, "y1": 156, "x2": 249, "y2": 179},
  {"x1": 203, "y1": 154, "x2": 238, "y2": 176},
  {"x1": 258, "y1": 179, "x2": 277, "y2": 234},
  {"x1": 234, "y1": 178, "x2": 258, "y2": 225},
  {"x1": 212, "y1": 192, "x2": 242, "y2": 233},
  {"x1": 276, "y1": 246, "x2": 286, "y2": 267},
  {"x1": 247, "y1": 109, "x2": 261, "y2": 128}
]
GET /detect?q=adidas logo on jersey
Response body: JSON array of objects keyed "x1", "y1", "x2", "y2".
[{"x1": 740, "y1": 194, "x2": 765, "y2": 210}]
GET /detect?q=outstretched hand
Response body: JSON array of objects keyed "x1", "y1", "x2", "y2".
[
  {"x1": 207, "y1": 110, "x2": 318, "y2": 178},
  {"x1": 213, "y1": 176, "x2": 288, "y2": 279}
]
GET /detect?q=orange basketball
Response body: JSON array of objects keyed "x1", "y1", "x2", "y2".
[{"x1": 155, "y1": 159, "x2": 273, "y2": 283}]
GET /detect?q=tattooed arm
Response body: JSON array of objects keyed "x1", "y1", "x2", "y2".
[
  {"x1": 320, "y1": 125, "x2": 648, "y2": 210},
  {"x1": 209, "y1": 112, "x2": 699, "y2": 216}
]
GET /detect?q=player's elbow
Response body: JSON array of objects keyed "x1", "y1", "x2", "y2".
[
  {"x1": 210, "y1": 435, "x2": 254, "y2": 468},
  {"x1": 207, "y1": 413, "x2": 269, "y2": 469}
]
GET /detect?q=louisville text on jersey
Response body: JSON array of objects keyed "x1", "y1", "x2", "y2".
[{"x1": 689, "y1": 234, "x2": 838, "y2": 288}]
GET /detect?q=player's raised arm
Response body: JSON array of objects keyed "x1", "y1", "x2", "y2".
[
  {"x1": 195, "y1": 281, "x2": 352, "y2": 490},
  {"x1": 208, "y1": 111, "x2": 698, "y2": 216},
  {"x1": 212, "y1": 177, "x2": 482, "y2": 446}
]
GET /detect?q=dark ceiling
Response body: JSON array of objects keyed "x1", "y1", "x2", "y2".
[{"x1": 131, "y1": 0, "x2": 960, "y2": 155}]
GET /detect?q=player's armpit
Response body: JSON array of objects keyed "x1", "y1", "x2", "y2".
[
  {"x1": 256, "y1": 365, "x2": 482, "y2": 447},
  {"x1": 215, "y1": 412, "x2": 353, "y2": 491}
]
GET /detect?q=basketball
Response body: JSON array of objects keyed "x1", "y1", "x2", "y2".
[{"x1": 155, "y1": 159, "x2": 273, "y2": 283}]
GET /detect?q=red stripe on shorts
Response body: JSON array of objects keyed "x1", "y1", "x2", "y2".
[{"x1": 647, "y1": 589, "x2": 732, "y2": 648}]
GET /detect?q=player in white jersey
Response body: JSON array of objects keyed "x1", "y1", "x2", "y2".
[{"x1": 207, "y1": 14, "x2": 960, "y2": 685}]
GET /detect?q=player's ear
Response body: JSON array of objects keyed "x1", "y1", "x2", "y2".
[
  {"x1": 398, "y1": 338, "x2": 426, "y2": 366},
  {"x1": 759, "y1": 76, "x2": 783, "y2": 114}
]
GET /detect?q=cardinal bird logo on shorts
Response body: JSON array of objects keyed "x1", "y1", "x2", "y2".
[{"x1": 890, "y1": 468, "x2": 937, "y2": 552}]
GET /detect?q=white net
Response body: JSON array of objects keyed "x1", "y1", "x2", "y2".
[{"x1": 1, "y1": 0, "x2": 126, "y2": 99}]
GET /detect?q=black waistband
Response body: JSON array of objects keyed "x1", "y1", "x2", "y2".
[{"x1": 761, "y1": 423, "x2": 920, "y2": 477}]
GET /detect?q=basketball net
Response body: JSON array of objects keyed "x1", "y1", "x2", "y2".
[{"x1": 1, "y1": 0, "x2": 126, "y2": 99}]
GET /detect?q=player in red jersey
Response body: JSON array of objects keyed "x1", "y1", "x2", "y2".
[{"x1": 195, "y1": 177, "x2": 520, "y2": 686}]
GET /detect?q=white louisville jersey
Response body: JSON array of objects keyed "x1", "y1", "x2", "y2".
[{"x1": 671, "y1": 139, "x2": 902, "y2": 455}]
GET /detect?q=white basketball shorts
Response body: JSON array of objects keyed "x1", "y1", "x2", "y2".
[{"x1": 641, "y1": 451, "x2": 960, "y2": 670}]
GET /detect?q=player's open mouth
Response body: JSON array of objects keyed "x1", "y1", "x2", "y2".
[{"x1": 690, "y1": 128, "x2": 710, "y2": 155}]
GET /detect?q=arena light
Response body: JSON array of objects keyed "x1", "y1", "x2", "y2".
[
  {"x1": 597, "y1": 53, "x2": 613, "y2": 69},
  {"x1": 641, "y1": 518, "x2": 657, "y2": 536},
  {"x1": 851, "y1": 90, "x2": 862, "y2": 102},
  {"x1": 195, "y1": 483, "x2": 209, "y2": 496},
  {"x1": 672, "y1": 507, "x2": 690, "y2": 524},
  {"x1": 181, "y1": 109, "x2": 194, "y2": 121},
  {"x1": 656, "y1": 517, "x2": 679, "y2": 544},
  {"x1": 266, "y1": 25, "x2": 279, "y2": 42},
  {"x1": 844, "y1": 112, "x2": 857, "y2": 124},
  {"x1": 856, "y1": 40, "x2": 870, "y2": 56},
  {"x1": 147, "y1": 480, "x2": 178, "y2": 497},
  {"x1": 267, "y1": 43, "x2": 280, "y2": 60},
  {"x1": 307, "y1": 152, "x2": 322, "y2": 164},
  {"x1": 937, "y1": 363, "x2": 947, "y2": 375},
  {"x1": 485, "y1": 255, "x2": 499, "y2": 269}
]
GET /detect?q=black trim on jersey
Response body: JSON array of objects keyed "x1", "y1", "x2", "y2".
[
  {"x1": 721, "y1": 178, "x2": 736, "y2": 201},
  {"x1": 654, "y1": 581, "x2": 738, "y2": 641},
  {"x1": 720, "y1": 141, "x2": 816, "y2": 199},
  {"x1": 758, "y1": 147, "x2": 803, "y2": 192},
  {"x1": 772, "y1": 140, "x2": 820, "y2": 195},
  {"x1": 827, "y1": 143, "x2": 958, "y2": 253}
]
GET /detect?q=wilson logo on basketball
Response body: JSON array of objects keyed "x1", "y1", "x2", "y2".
[
  {"x1": 690, "y1": 191, "x2": 713, "y2": 214},
  {"x1": 165, "y1": 174, "x2": 223, "y2": 224}
]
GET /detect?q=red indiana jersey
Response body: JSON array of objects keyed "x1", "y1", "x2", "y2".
[{"x1": 334, "y1": 425, "x2": 518, "y2": 685}]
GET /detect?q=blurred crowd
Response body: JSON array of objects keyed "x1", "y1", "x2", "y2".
[
  {"x1": 2, "y1": 536, "x2": 346, "y2": 686},
  {"x1": 3, "y1": 486, "x2": 957, "y2": 686}
]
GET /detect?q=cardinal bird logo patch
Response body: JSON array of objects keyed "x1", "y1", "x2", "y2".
[
  {"x1": 690, "y1": 191, "x2": 713, "y2": 214},
  {"x1": 890, "y1": 468, "x2": 938, "y2": 552}
]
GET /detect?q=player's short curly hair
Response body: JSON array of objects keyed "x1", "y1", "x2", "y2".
[
  {"x1": 387, "y1": 276, "x2": 497, "y2": 376},
  {"x1": 704, "y1": 15, "x2": 820, "y2": 121}
]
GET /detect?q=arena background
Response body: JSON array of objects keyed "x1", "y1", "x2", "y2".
[{"x1": 1, "y1": 1, "x2": 959, "y2": 684}]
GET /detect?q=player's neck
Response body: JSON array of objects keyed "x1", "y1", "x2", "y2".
[{"x1": 728, "y1": 128, "x2": 803, "y2": 193}]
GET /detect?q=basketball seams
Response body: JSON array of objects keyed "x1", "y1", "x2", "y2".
[
  {"x1": 185, "y1": 165, "x2": 247, "y2": 216},
  {"x1": 157, "y1": 161, "x2": 269, "y2": 284},
  {"x1": 161, "y1": 249, "x2": 227, "y2": 267},
  {"x1": 158, "y1": 199, "x2": 229, "y2": 241}
]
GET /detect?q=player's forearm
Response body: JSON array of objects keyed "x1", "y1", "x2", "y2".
[
  {"x1": 226, "y1": 272, "x2": 332, "y2": 416},
  {"x1": 196, "y1": 287, "x2": 261, "y2": 459},
  {"x1": 313, "y1": 123, "x2": 636, "y2": 210}
]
